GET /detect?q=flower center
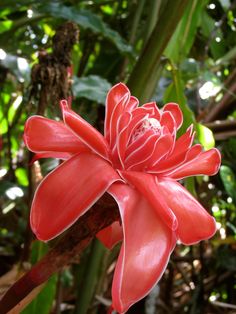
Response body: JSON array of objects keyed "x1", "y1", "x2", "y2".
[{"x1": 131, "y1": 117, "x2": 161, "y2": 142}]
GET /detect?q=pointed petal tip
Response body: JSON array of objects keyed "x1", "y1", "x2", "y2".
[
  {"x1": 211, "y1": 147, "x2": 221, "y2": 174},
  {"x1": 60, "y1": 99, "x2": 69, "y2": 110}
]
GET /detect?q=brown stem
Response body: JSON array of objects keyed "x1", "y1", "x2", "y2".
[{"x1": 0, "y1": 193, "x2": 119, "y2": 314}]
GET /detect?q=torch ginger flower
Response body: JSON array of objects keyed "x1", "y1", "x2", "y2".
[{"x1": 24, "y1": 83, "x2": 221, "y2": 313}]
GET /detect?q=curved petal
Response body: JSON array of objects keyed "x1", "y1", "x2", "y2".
[
  {"x1": 147, "y1": 133, "x2": 174, "y2": 168},
  {"x1": 30, "y1": 152, "x2": 120, "y2": 241},
  {"x1": 143, "y1": 102, "x2": 161, "y2": 120},
  {"x1": 158, "y1": 178, "x2": 217, "y2": 244},
  {"x1": 104, "y1": 83, "x2": 130, "y2": 140},
  {"x1": 97, "y1": 221, "x2": 123, "y2": 249},
  {"x1": 160, "y1": 111, "x2": 176, "y2": 134},
  {"x1": 125, "y1": 129, "x2": 156, "y2": 158},
  {"x1": 120, "y1": 171, "x2": 178, "y2": 231},
  {"x1": 163, "y1": 103, "x2": 183, "y2": 129},
  {"x1": 61, "y1": 100, "x2": 109, "y2": 159},
  {"x1": 109, "y1": 93, "x2": 130, "y2": 148},
  {"x1": 166, "y1": 148, "x2": 221, "y2": 179},
  {"x1": 125, "y1": 134, "x2": 159, "y2": 170},
  {"x1": 24, "y1": 116, "x2": 87, "y2": 153},
  {"x1": 109, "y1": 183, "x2": 175, "y2": 313},
  {"x1": 127, "y1": 96, "x2": 139, "y2": 111},
  {"x1": 152, "y1": 125, "x2": 194, "y2": 173}
]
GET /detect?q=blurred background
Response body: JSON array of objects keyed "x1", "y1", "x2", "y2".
[{"x1": 0, "y1": 0, "x2": 236, "y2": 313}]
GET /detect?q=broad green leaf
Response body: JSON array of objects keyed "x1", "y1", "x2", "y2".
[
  {"x1": 163, "y1": 68, "x2": 195, "y2": 133},
  {"x1": 0, "y1": 20, "x2": 12, "y2": 33},
  {"x1": 165, "y1": 0, "x2": 206, "y2": 63},
  {"x1": 15, "y1": 168, "x2": 29, "y2": 186},
  {"x1": 75, "y1": 239, "x2": 107, "y2": 314},
  {"x1": 0, "y1": 118, "x2": 8, "y2": 134},
  {"x1": 220, "y1": 165, "x2": 236, "y2": 202},
  {"x1": 200, "y1": 11, "x2": 226, "y2": 59},
  {"x1": 73, "y1": 75, "x2": 111, "y2": 104},
  {"x1": 38, "y1": 3, "x2": 132, "y2": 54},
  {"x1": 22, "y1": 276, "x2": 57, "y2": 314},
  {"x1": 196, "y1": 123, "x2": 215, "y2": 150}
]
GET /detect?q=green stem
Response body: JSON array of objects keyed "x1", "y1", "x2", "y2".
[
  {"x1": 75, "y1": 239, "x2": 107, "y2": 314},
  {"x1": 127, "y1": 0, "x2": 189, "y2": 103}
]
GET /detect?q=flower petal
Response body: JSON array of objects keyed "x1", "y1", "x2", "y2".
[
  {"x1": 104, "y1": 83, "x2": 130, "y2": 140},
  {"x1": 143, "y1": 102, "x2": 161, "y2": 120},
  {"x1": 109, "y1": 183, "x2": 175, "y2": 313},
  {"x1": 152, "y1": 125, "x2": 194, "y2": 173},
  {"x1": 109, "y1": 93, "x2": 130, "y2": 148},
  {"x1": 166, "y1": 148, "x2": 221, "y2": 180},
  {"x1": 125, "y1": 134, "x2": 159, "y2": 170},
  {"x1": 30, "y1": 152, "x2": 120, "y2": 241},
  {"x1": 61, "y1": 100, "x2": 109, "y2": 159},
  {"x1": 24, "y1": 116, "x2": 87, "y2": 153},
  {"x1": 163, "y1": 103, "x2": 183, "y2": 129},
  {"x1": 147, "y1": 132, "x2": 174, "y2": 168},
  {"x1": 97, "y1": 221, "x2": 123, "y2": 249},
  {"x1": 158, "y1": 178, "x2": 217, "y2": 244},
  {"x1": 160, "y1": 111, "x2": 176, "y2": 134},
  {"x1": 120, "y1": 171, "x2": 178, "y2": 231}
]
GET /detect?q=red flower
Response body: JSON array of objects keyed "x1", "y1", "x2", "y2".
[{"x1": 24, "y1": 83, "x2": 221, "y2": 313}]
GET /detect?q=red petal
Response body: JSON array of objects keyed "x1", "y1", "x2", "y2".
[
  {"x1": 125, "y1": 129, "x2": 155, "y2": 158},
  {"x1": 24, "y1": 116, "x2": 87, "y2": 153},
  {"x1": 125, "y1": 134, "x2": 159, "y2": 170},
  {"x1": 126, "y1": 96, "x2": 139, "y2": 111},
  {"x1": 109, "y1": 183, "x2": 175, "y2": 313},
  {"x1": 163, "y1": 103, "x2": 183, "y2": 130},
  {"x1": 158, "y1": 178, "x2": 217, "y2": 244},
  {"x1": 160, "y1": 111, "x2": 176, "y2": 134},
  {"x1": 61, "y1": 101, "x2": 109, "y2": 159},
  {"x1": 147, "y1": 133, "x2": 174, "y2": 168},
  {"x1": 167, "y1": 148, "x2": 221, "y2": 179},
  {"x1": 109, "y1": 94, "x2": 130, "y2": 148},
  {"x1": 116, "y1": 112, "x2": 132, "y2": 168},
  {"x1": 143, "y1": 102, "x2": 161, "y2": 120},
  {"x1": 104, "y1": 83, "x2": 130, "y2": 141},
  {"x1": 151, "y1": 125, "x2": 194, "y2": 173},
  {"x1": 30, "y1": 153, "x2": 120, "y2": 241},
  {"x1": 120, "y1": 171, "x2": 178, "y2": 231},
  {"x1": 97, "y1": 221, "x2": 123, "y2": 249}
]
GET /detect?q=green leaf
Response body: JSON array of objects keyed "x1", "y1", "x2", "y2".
[
  {"x1": 15, "y1": 168, "x2": 29, "y2": 187},
  {"x1": 163, "y1": 68, "x2": 195, "y2": 133},
  {"x1": 38, "y1": 3, "x2": 132, "y2": 54},
  {"x1": 196, "y1": 123, "x2": 215, "y2": 150},
  {"x1": 220, "y1": 165, "x2": 236, "y2": 202},
  {"x1": 165, "y1": 0, "x2": 206, "y2": 63},
  {"x1": 75, "y1": 239, "x2": 107, "y2": 314},
  {"x1": 22, "y1": 276, "x2": 57, "y2": 314},
  {"x1": 73, "y1": 75, "x2": 111, "y2": 104},
  {"x1": 200, "y1": 11, "x2": 226, "y2": 59}
]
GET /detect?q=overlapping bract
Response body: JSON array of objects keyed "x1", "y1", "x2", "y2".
[{"x1": 24, "y1": 83, "x2": 221, "y2": 313}]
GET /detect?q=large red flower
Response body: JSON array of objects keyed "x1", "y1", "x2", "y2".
[{"x1": 24, "y1": 83, "x2": 221, "y2": 313}]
